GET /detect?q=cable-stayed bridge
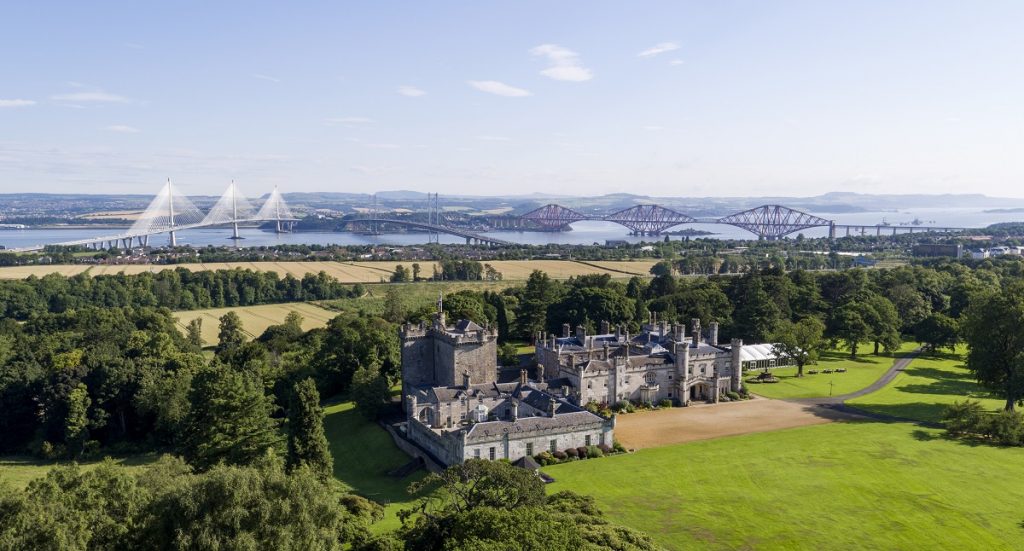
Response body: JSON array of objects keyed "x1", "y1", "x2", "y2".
[{"x1": 14, "y1": 181, "x2": 299, "y2": 252}]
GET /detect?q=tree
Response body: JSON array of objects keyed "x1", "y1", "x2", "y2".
[
  {"x1": 730, "y1": 276, "x2": 781, "y2": 343},
  {"x1": 832, "y1": 302, "x2": 871, "y2": 358},
  {"x1": 286, "y1": 378, "x2": 333, "y2": 481},
  {"x1": 406, "y1": 458, "x2": 546, "y2": 518},
  {"x1": 64, "y1": 383, "x2": 91, "y2": 458},
  {"x1": 383, "y1": 286, "x2": 406, "y2": 323},
  {"x1": 514, "y1": 270, "x2": 561, "y2": 339},
  {"x1": 411, "y1": 263, "x2": 421, "y2": 282},
  {"x1": 390, "y1": 265, "x2": 411, "y2": 283},
  {"x1": 915, "y1": 313, "x2": 959, "y2": 354},
  {"x1": 185, "y1": 318, "x2": 203, "y2": 348},
  {"x1": 498, "y1": 342, "x2": 520, "y2": 367},
  {"x1": 771, "y1": 317, "x2": 825, "y2": 377},
  {"x1": 862, "y1": 293, "x2": 901, "y2": 355},
  {"x1": 961, "y1": 284, "x2": 1024, "y2": 411},
  {"x1": 215, "y1": 311, "x2": 245, "y2": 356},
  {"x1": 181, "y1": 364, "x2": 282, "y2": 470},
  {"x1": 350, "y1": 361, "x2": 392, "y2": 420}
]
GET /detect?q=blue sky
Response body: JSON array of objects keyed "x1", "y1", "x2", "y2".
[{"x1": 2, "y1": 1, "x2": 1023, "y2": 197}]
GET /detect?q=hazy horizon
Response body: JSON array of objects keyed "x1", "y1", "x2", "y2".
[{"x1": 3, "y1": 1, "x2": 1023, "y2": 197}]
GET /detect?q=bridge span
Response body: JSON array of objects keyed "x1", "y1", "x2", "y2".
[
  {"x1": 345, "y1": 217, "x2": 513, "y2": 246},
  {"x1": 517, "y1": 203, "x2": 970, "y2": 240}
]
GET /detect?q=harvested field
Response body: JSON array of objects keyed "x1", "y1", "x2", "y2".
[
  {"x1": 0, "y1": 260, "x2": 655, "y2": 281},
  {"x1": 613, "y1": 398, "x2": 848, "y2": 449},
  {"x1": 173, "y1": 302, "x2": 337, "y2": 346}
]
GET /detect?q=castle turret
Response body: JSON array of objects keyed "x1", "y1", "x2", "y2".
[{"x1": 730, "y1": 338, "x2": 743, "y2": 392}]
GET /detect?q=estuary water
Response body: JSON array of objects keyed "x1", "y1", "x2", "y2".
[{"x1": 1, "y1": 207, "x2": 1021, "y2": 249}]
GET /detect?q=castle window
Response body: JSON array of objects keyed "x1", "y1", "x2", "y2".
[
  {"x1": 585, "y1": 435, "x2": 592, "y2": 446},
  {"x1": 645, "y1": 372, "x2": 657, "y2": 384},
  {"x1": 474, "y1": 449, "x2": 480, "y2": 459},
  {"x1": 526, "y1": 442, "x2": 534, "y2": 456},
  {"x1": 550, "y1": 439, "x2": 557, "y2": 453},
  {"x1": 489, "y1": 447, "x2": 496, "y2": 460}
]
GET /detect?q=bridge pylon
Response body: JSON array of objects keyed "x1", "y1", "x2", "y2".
[{"x1": 128, "y1": 179, "x2": 205, "y2": 246}]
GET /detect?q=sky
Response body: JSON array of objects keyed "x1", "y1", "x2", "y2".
[{"x1": 1, "y1": 0, "x2": 1023, "y2": 198}]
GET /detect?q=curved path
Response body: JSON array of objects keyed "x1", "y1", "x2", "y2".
[{"x1": 785, "y1": 349, "x2": 940, "y2": 426}]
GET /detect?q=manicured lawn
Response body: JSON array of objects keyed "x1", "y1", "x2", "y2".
[
  {"x1": 848, "y1": 347, "x2": 1005, "y2": 422},
  {"x1": 745, "y1": 341, "x2": 918, "y2": 399},
  {"x1": 0, "y1": 454, "x2": 158, "y2": 490},
  {"x1": 322, "y1": 400, "x2": 423, "y2": 532},
  {"x1": 543, "y1": 421, "x2": 1024, "y2": 550}
]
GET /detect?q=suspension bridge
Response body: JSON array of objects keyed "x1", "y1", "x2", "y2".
[
  {"x1": 513, "y1": 203, "x2": 969, "y2": 240},
  {"x1": 13, "y1": 180, "x2": 299, "y2": 252}
]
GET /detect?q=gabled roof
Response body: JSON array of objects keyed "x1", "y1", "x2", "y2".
[{"x1": 454, "y1": 319, "x2": 484, "y2": 332}]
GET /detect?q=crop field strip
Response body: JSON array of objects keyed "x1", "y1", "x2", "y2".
[{"x1": 173, "y1": 302, "x2": 337, "y2": 345}]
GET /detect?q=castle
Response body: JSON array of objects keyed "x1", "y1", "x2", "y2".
[
  {"x1": 534, "y1": 316, "x2": 784, "y2": 406},
  {"x1": 400, "y1": 310, "x2": 614, "y2": 467},
  {"x1": 398, "y1": 306, "x2": 783, "y2": 467}
]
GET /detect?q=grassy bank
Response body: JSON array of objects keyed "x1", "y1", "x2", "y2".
[
  {"x1": 544, "y1": 421, "x2": 1024, "y2": 550},
  {"x1": 746, "y1": 342, "x2": 918, "y2": 399}
]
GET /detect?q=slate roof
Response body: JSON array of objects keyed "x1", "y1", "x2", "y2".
[
  {"x1": 453, "y1": 319, "x2": 484, "y2": 333},
  {"x1": 464, "y1": 411, "x2": 605, "y2": 442}
]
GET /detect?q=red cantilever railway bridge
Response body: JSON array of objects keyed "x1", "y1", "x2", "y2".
[{"x1": 515, "y1": 203, "x2": 969, "y2": 240}]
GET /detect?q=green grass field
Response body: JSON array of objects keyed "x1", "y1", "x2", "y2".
[
  {"x1": 0, "y1": 454, "x2": 157, "y2": 490},
  {"x1": 543, "y1": 421, "x2": 1024, "y2": 550},
  {"x1": 745, "y1": 342, "x2": 919, "y2": 399},
  {"x1": 322, "y1": 400, "x2": 423, "y2": 531},
  {"x1": 847, "y1": 347, "x2": 1006, "y2": 422}
]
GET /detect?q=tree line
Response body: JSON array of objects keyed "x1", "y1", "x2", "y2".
[{"x1": 0, "y1": 268, "x2": 361, "y2": 320}]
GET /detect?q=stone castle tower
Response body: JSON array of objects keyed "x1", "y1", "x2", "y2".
[{"x1": 399, "y1": 297, "x2": 498, "y2": 405}]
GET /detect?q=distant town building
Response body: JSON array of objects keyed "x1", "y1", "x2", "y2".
[{"x1": 912, "y1": 244, "x2": 963, "y2": 258}]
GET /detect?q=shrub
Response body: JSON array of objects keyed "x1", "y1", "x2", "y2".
[
  {"x1": 982, "y1": 410, "x2": 1024, "y2": 446},
  {"x1": 584, "y1": 401, "x2": 601, "y2": 414},
  {"x1": 658, "y1": 399, "x2": 673, "y2": 408},
  {"x1": 612, "y1": 440, "x2": 626, "y2": 453},
  {"x1": 942, "y1": 400, "x2": 986, "y2": 436},
  {"x1": 552, "y1": 451, "x2": 568, "y2": 461},
  {"x1": 598, "y1": 443, "x2": 613, "y2": 455},
  {"x1": 586, "y1": 445, "x2": 603, "y2": 459},
  {"x1": 575, "y1": 446, "x2": 588, "y2": 459},
  {"x1": 535, "y1": 452, "x2": 555, "y2": 466},
  {"x1": 725, "y1": 391, "x2": 740, "y2": 401},
  {"x1": 564, "y1": 448, "x2": 578, "y2": 458},
  {"x1": 612, "y1": 400, "x2": 635, "y2": 413}
]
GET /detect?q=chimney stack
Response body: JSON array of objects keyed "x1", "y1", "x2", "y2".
[
  {"x1": 511, "y1": 401, "x2": 519, "y2": 421},
  {"x1": 575, "y1": 324, "x2": 586, "y2": 340},
  {"x1": 709, "y1": 322, "x2": 719, "y2": 346},
  {"x1": 562, "y1": 323, "x2": 571, "y2": 338},
  {"x1": 463, "y1": 370, "x2": 471, "y2": 388},
  {"x1": 691, "y1": 318, "x2": 701, "y2": 346},
  {"x1": 548, "y1": 399, "x2": 556, "y2": 417},
  {"x1": 519, "y1": 368, "x2": 528, "y2": 385},
  {"x1": 600, "y1": 320, "x2": 610, "y2": 335}
]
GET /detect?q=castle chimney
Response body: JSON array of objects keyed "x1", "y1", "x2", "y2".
[
  {"x1": 600, "y1": 320, "x2": 610, "y2": 335},
  {"x1": 730, "y1": 338, "x2": 744, "y2": 393},
  {"x1": 519, "y1": 368, "x2": 528, "y2": 385},
  {"x1": 575, "y1": 324, "x2": 586, "y2": 339},
  {"x1": 463, "y1": 370, "x2": 471, "y2": 388},
  {"x1": 659, "y1": 321, "x2": 666, "y2": 336},
  {"x1": 562, "y1": 323, "x2": 571, "y2": 338},
  {"x1": 691, "y1": 318, "x2": 701, "y2": 346},
  {"x1": 548, "y1": 399, "x2": 556, "y2": 417},
  {"x1": 511, "y1": 401, "x2": 519, "y2": 421},
  {"x1": 709, "y1": 322, "x2": 719, "y2": 346}
]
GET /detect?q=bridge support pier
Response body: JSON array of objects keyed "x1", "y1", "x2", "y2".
[
  {"x1": 231, "y1": 222, "x2": 242, "y2": 239},
  {"x1": 169, "y1": 231, "x2": 177, "y2": 247},
  {"x1": 829, "y1": 222, "x2": 836, "y2": 240}
]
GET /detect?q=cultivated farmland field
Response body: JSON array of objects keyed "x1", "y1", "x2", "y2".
[
  {"x1": 0, "y1": 259, "x2": 658, "y2": 281},
  {"x1": 173, "y1": 302, "x2": 337, "y2": 345},
  {"x1": 544, "y1": 421, "x2": 1024, "y2": 550}
]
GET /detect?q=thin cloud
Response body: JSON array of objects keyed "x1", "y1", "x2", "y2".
[
  {"x1": 324, "y1": 116, "x2": 374, "y2": 126},
  {"x1": 477, "y1": 135, "x2": 511, "y2": 141},
  {"x1": 530, "y1": 44, "x2": 593, "y2": 82},
  {"x1": 105, "y1": 125, "x2": 140, "y2": 133},
  {"x1": 397, "y1": 85, "x2": 426, "y2": 97},
  {"x1": 51, "y1": 91, "x2": 130, "y2": 103},
  {"x1": 669, "y1": 59, "x2": 684, "y2": 66},
  {"x1": 638, "y1": 41, "x2": 680, "y2": 57},
  {"x1": 467, "y1": 80, "x2": 531, "y2": 97},
  {"x1": 0, "y1": 99, "x2": 35, "y2": 108},
  {"x1": 252, "y1": 74, "x2": 281, "y2": 83}
]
